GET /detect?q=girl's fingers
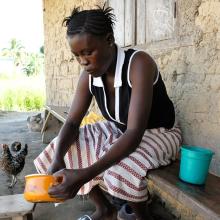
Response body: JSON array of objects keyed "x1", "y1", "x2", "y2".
[
  {"x1": 49, "y1": 192, "x2": 68, "y2": 199},
  {"x1": 48, "y1": 181, "x2": 66, "y2": 193}
]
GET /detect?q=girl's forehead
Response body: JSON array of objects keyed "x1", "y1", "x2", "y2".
[{"x1": 68, "y1": 33, "x2": 104, "y2": 49}]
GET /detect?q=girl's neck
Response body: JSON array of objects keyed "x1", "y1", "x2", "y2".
[{"x1": 105, "y1": 44, "x2": 117, "y2": 78}]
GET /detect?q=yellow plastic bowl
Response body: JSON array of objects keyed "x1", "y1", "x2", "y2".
[{"x1": 24, "y1": 174, "x2": 63, "y2": 203}]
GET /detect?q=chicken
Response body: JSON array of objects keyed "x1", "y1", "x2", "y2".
[{"x1": 0, "y1": 142, "x2": 28, "y2": 188}]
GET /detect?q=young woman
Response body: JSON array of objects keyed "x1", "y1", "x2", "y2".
[{"x1": 34, "y1": 5, "x2": 182, "y2": 220}]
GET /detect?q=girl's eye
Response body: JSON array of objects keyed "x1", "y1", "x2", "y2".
[
  {"x1": 83, "y1": 51, "x2": 93, "y2": 56},
  {"x1": 70, "y1": 53, "x2": 80, "y2": 62}
]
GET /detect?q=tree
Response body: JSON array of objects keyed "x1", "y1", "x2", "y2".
[
  {"x1": 1, "y1": 38, "x2": 25, "y2": 67},
  {"x1": 39, "y1": 46, "x2": 44, "y2": 54},
  {"x1": 22, "y1": 52, "x2": 44, "y2": 76}
]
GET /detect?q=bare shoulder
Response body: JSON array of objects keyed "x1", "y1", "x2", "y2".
[
  {"x1": 129, "y1": 51, "x2": 157, "y2": 84},
  {"x1": 131, "y1": 51, "x2": 157, "y2": 72}
]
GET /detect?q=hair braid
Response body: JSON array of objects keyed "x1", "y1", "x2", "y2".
[{"x1": 62, "y1": 4, "x2": 116, "y2": 37}]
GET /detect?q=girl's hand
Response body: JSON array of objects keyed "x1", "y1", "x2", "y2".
[
  {"x1": 48, "y1": 168, "x2": 89, "y2": 200},
  {"x1": 47, "y1": 158, "x2": 66, "y2": 175}
]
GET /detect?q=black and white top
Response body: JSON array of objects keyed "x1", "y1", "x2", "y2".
[{"x1": 89, "y1": 45, "x2": 175, "y2": 132}]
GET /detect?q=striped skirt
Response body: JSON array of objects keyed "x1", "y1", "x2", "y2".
[{"x1": 34, "y1": 121, "x2": 182, "y2": 202}]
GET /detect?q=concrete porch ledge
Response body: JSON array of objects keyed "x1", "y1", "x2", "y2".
[
  {"x1": 0, "y1": 194, "x2": 35, "y2": 220},
  {"x1": 147, "y1": 161, "x2": 220, "y2": 220}
]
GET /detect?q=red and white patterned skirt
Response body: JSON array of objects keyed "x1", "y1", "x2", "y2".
[{"x1": 34, "y1": 121, "x2": 182, "y2": 202}]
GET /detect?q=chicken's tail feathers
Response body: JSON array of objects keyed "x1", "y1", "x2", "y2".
[
  {"x1": 11, "y1": 142, "x2": 22, "y2": 152},
  {"x1": 24, "y1": 144, "x2": 28, "y2": 155}
]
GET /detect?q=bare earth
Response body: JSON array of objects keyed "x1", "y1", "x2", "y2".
[{"x1": 0, "y1": 111, "x2": 94, "y2": 220}]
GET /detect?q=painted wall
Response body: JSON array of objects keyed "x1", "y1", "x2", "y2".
[{"x1": 43, "y1": 0, "x2": 220, "y2": 176}]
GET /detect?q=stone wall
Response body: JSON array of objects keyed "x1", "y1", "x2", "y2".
[{"x1": 43, "y1": 0, "x2": 220, "y2": 176}]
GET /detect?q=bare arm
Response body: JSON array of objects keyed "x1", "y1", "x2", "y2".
[{"x1": 53, "y1": 71, "x2": 92, "y2": 161}]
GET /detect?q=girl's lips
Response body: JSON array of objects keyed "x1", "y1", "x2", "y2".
[
  {"x1": 85, "y1": 68, "x2": 94, "y2": 73},
  {"x1": 86, "y1": 70, "x2": 94, "y2": 73},
  {"x1": 85, "y1": 69, "x2": 102, "y2": 77}
]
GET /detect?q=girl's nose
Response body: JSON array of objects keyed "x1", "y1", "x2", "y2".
[{"x1": 79, "y1": 56, "x2": 89, "y2": 66}]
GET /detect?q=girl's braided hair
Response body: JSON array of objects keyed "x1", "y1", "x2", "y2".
[{"x1": 62, "y1": 4, "x2": 116, "y2": 37}]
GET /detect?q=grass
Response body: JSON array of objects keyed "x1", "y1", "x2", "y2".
[{"x1": 0, "y1": 74, "x2": 46, "y2": 111}]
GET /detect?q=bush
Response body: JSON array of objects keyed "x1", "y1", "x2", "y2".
[{"x1": 0, "y1": 75, "x2": 45, "y2": 111}]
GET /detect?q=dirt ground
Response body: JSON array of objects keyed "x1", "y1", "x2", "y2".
[
  {"x1": 0, "y1": 111, "x2": 176, "y2": 220},
  {"x1": 0, "y1": 111, "x2": 94, "y2": 220}
]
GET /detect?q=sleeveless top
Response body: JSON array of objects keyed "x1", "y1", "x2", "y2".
[{"x1": 89, "y1": 46, "x2": 175, "y2": 132}]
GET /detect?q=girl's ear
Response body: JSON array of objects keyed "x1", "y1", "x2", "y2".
[{"x1": 105, "y1": 33, "x2": 115, "y2": 46}]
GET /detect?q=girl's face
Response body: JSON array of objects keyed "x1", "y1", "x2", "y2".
[{"x1": 68, "y1": 33, "x2": 114, "y2": 77}]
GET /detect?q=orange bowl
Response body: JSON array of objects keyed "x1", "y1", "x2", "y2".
[{"x1": 24, "y1": 174, "x2": 63, "y2": 203}]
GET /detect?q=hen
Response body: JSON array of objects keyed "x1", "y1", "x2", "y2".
[{"x1": 0, "y1": 142, "x2": 28, "y2": 188}]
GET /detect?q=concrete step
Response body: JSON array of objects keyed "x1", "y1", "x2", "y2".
[
  {"x1": 147, "y1": 161, "x2": 220, "y2": 220},
  {"x1": 0, "y1": 194, "x2": 35, "y2": 220}
]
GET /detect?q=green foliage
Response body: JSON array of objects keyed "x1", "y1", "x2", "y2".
[
  {"x1": 40, "y1": 46, "x2": 44, "y2": 54},
  {"x1": 0, "y1": 75, "x2": 45, "y2": 111},
  {"x1": 0, "y1": 39, "x2": 45, "y2": 110},
  {"x1": 22, "y1": 53, "x2": 44, "y2": 76},
  {"x1": 0, "y1": 88, "x2": 45, "y2": 111},
  {"x1": 1, "y1": 38, "x2": 44, "y2": 76},
  {"x1": 1, "y1": 38, "x2": 25, "y2": 67}
]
